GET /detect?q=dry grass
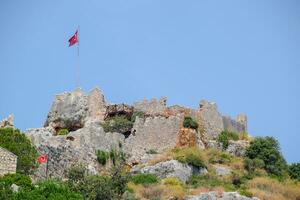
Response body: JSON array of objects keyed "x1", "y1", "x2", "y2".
[
  {"x1": 127, "y1": 181, "x2": 186, "y2": 200},
  {"x1": 246, "y1": 177, "x2": 300, "y2": 200},
  {"x1": 148, "y1": 150, "x2": 175, "y2": 166}
]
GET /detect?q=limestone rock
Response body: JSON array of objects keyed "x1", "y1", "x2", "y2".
[
  {"x1": 0, "y1": 114, "x2": 14, "y2": 128},
  {"x1": 86, "y1": 88, "x2": 107, "y2": 125},
  {"x1": 138, "y1": 160, "x2": 207, "y2": 182},
  {"x1": 44, "y1": 88, "x2": 88, "y2": 132},
  {"x1": 26, "y1": 124, "x2": 124, "y2": 181},
  {"x1": 206, "y1": 140, "x2": 223, "y2": 150},
  {"x1": 176, "y1": 128, "x2": 204, "y2": 149},
  {"x1": 185, "y1": 192, "x2": 259, "y2": 200},
  {"x1": 198, "y1": 100, "x2": 224, "y2": 140},
  {"x1": 226, "y1": 140, "x2": 249, "y2": 157},
  {"x1": 123, "y1": 115, "x2": 183, "y2": 163},
  {"x1": 44, "y1": 88, "x2": 107, "y2": 132},
  {"x1": 11, "y1": 184, "x2": 20, "y2": 193},
  {"x1": 222, "y1": 116, "x2": 246, "y2": 133},
  {"x1": 214, "y1": 165, "x2": 232, "y2": 176},
  {"x1": 105, "y1": 103, "x2": 133, "y2": 119}
]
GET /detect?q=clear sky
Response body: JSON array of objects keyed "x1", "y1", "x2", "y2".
[{"x1": 0, "y1": 1, "x2": 299, "y2": 163}]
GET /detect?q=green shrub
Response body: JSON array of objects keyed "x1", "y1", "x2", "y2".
[
  {"x1": 187, "y1": 174, "x2": 235, "y2": 191},
  {"x1": 57, "y1": 128, "x2": 69, "y2": 135},
  {"x1": 67, "y1": 165, "x2": 86, "y2": 184},
  {"x1": 183, "y1": 117, "x2": 198, "y2": 129},
  {"x1": 14, "y1": 180, "x2": 83, "y2": 200},
  {"x1": 102, "y1": 115, "x2": 133, "y2": 133},
  {"x1": 288, "y1": 163, "x2": 300, "y2": 181},
  {"x1": 0, "y1": 173, "x2": 33, "y2": 189},
  {"x1": 244, "y1": 158, "x2": 265, "y2": 174},
  {"x1": 96, "y1": 150, "x2": 109, "y2": 165},
  {"x1": 162, "y1": 177, "x2": 183, "y2": 186},
  {"x1": 217, "y1": 130, "x2": 239, "y2": 150},
  {"x1": 0, "y1": 128, "x2": 38, "y2": 174},
  {"x1": 131, "y1": 111, "x2": 145, "y2": 122},
  {"x1": 245, "y1": 136, "x2": 287, "y2": 178},
  {"x1": 174, "y1": 147, "x2": 206, "y2": 168},
  {"x1": 131, "y1": 174, "x2": 158, "y2": 185}
]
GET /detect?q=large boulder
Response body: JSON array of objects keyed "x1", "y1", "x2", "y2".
[
  {"x1": 185, "y1": 192, "x2": 259, "y2": 200},
  {"x1": 137, "y1": 160, "x2": 207, "y2": 182}
]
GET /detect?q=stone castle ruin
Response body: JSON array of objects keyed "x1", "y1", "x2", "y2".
[
  {"x1": 25, "y1": 87, "x2": 248, "y2": 180},
  {"x1": 0, "y1": 147, "x2": 17, "y2": 176}
]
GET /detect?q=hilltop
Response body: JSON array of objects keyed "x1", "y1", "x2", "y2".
[{"x1": 0, "y1": 87, "x2": 299, "y2": 200}]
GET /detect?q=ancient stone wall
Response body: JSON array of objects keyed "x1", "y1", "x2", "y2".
[
  {"x1": 222, "y1": 115, "x2": 247, "y2": 133},
  {"x1": 0, "y1": 147, "x2": 17, "y2": 176},
  {"x1": 124, "y1": 114, "x2": 184, "y2": 163},
  {"x1": 133, "y1": 97, "x2": 167, "y2": 115}
]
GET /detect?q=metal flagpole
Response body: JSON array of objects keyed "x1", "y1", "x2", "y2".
[{"x1": 77, "y1": 26, "x2": 80, "y2": 88}]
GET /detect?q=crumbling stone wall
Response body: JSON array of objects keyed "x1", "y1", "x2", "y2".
[
  {"x1": 124, "y1": 115, "x2": 184, "y2": 163},
  {"x1": 0, "y1": 147, "x2": 17, "y2": 176},
  {"x1": 133, "y1": 97, "x2": 167, "y2": 115}
]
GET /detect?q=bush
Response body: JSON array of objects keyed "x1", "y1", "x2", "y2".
[
  {"x1": 14, "y1": 180, "x2": 83, "y2": 200},
  {"x1": 217, "y1": 130, "x2": 239, "y2": 150},
  {"x1": 131, "y1": 111, "x2": 145, "y2": 123},
  {"x1": 67, "y1": 165, "x2": 86, "y2": 185},
  {"x1": 207, "y1": 149, "x2": 232, "y2": 164},
  {"x1": 162, "y1": 177, "x2": 183, "y2": 186},
  {"x1": 245, "y1": 136, "x2": 287, "y2": 177},
  {"x1": 187, "y1": 174, "x2": 235, "y2": 191},
  {"x1": 96, "y1": 150, "x2": 109, "y2": 165},
  {"x1": 174, "y1": 147, "x2": 207, "y2": 168},
  {"x1": 101, "y1": 115, "x2": 133, "y2": 133},
  {"x1": 183, "y1": 116, "x2": 198, "y2": 129},
  {"x1": 57, "y1": 128, "x2": 69, "y2": 135},
  {"x1": 288, "y1": 163, "x2": 300, "y2": 181},
  {"x1": 0, "y1": 173, "x2": 33, "y2": 189},
  {"x1": 244, "y1": 158, "x2": 265, "y2": 174},
  {"x1": 131, "y1": 174, "x2": 158, "y2": 185},
  {"x1": 0, "y1": 128, "x2": 38, "y2": 174}
]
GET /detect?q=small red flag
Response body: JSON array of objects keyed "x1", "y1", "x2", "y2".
[
  {"x1": 68, "y1": 30, "x2": 78, "y2": 47},
  {"x1": 37, "y1": 155, "x2": 48, "y2": 164}
]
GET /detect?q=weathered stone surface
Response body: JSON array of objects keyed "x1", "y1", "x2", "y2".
[
  {"x1": 214, "y1": 165, "x2": 232, "y2": 176},
  {"x1": 11, "y1": 184, "x2": 20, "y2": 193},
  {"x1": 44, "y1": 88, "x2": 88, "y2": 132},
  {"x1": 137, "y1": 160, "x2": 207, "y2": 182},
  {"x1": 26, "y1": 124, "x2": 124, "y2": 181},
  {"x1": 222, "y1": 116, "x2": 246, "y2": 133},
  {"x1": 133, "y1": 97, "x2": 167, "y2": 115},
  {"x1": 236, "y1": 114, "x2": 247, "y2": 132},
  {"x1": 0, "y1": 147, "x2": 17, "y2": 176},
  {"x1": 226, "y1": 140, "x2": 249, "y2": 157},
  {"x1": 44, "y1": 88, "x2": 107, "y2": 132},
  {"x1": 206, "y1": 140, "x2": 223, "y2": 150},
  {"x1": 123, "y1": 115, "x2": 183, "y2": 163},
  {"x1": 86, "y1": 88, "x2": 107, "y2": 125},
  {"x1": 0, "y1": 114, "x2": 14, "y2": 128},
  {"x1": 198, "y1": 100, "x2": 224, "y2": 140},
  {"x1": 176, "y1": 128, "x2": 204, "y2": 149},
  {"x1": 105, "y1": 103, "x2": 133, "y2": 119},
  {"x1": 185, "y1": 192, "x2": 259, "y2": 200}
]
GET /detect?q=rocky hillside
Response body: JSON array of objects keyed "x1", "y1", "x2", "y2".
[{"x1": 1, "y1": 87, "x2": 299, "y2": 200}]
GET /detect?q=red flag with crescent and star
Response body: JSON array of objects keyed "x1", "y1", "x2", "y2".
[
  {"x1": 68, "y1": 30, "x2": 78, "y2": 47},
  {"x1": 37, "y1": 155, "x2": 48, "y2": 164}
]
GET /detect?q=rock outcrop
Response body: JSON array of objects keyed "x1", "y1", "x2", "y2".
[
  {"x1": 0, "y1": 114, "x2": 14, "y2": 128},
  {"x1": 133, "y1": 97, "x2": 167, "y2": 115},
  {"x1": 135, "y1": 160, "x2": 207, "y2": 182},
  {"x1": 226, "y1": 140, "x2": 249, "y2": 157},
  {"x1": 185, "y1": 192, "x2": 259, "y2": 200},
  {"x1": 44, "y1": 88, "x2": 107, "y2": 132},
  {"x1": 26, "y1": 124, "x2": 124, "y2": 181}
]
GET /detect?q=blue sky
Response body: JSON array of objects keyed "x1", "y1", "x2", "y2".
[{"x1": 0, "y1": 1, "x2": 299, "y2": 163}]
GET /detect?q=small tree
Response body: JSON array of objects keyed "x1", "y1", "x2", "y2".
[
  {"x1": 183, "y1": 117, "x2": 198, "y2": 130},
  {"x1": 245, "y1": 136, "x2": 287, "y2": 177},
  {"x1": 0, "y1": 128, "x2": 38, "y2": 174},
  {"x1": 288, "y1": 163, "x2": 300, "y2": 181}
]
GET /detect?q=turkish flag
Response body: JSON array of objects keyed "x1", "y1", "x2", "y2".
[
  {"x1": 68, "y1": 30, "x2": 78, "y2": 47},
  {"x1": 37, "y1": 155, "x2": 48, "y2": 164}
]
